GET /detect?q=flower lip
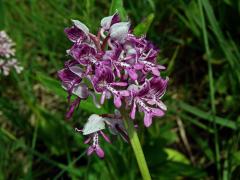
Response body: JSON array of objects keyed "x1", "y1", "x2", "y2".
[
  {"x1": 143, "y1": 107, "x2": 165, "y2": 127},
  {"x1": 86, "y1": 133, "x2": 105, "y2": 158}
]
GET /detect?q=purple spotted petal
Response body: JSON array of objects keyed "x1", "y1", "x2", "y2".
[
  {"x1": 58, "y1": 68, "x2": 82, "y2": 92},
  {"x1": 151, "y1": 67, "x2": 160, "y2": 76},
  {"x1": 100, "y1": 90, "x2": 107, "y2": 104},
  {"x1": 144, "y1": 112, "x2": 152, "y2": 127},
  {"x1": 143, "y1": 107, "x2": 164, "y2": 127},
  {"x1": 127, "y1": 68, "x2": 138, "y2": 80},
  {"x1": 130, "y1": 101, "x2": 137, "y2": 119},
  {"x1": 110, "y1": 82, "x2": 128, "y2": 86},
  {"x1": 66, "y1": 98, "x2": 81, "y2": 119},
  {"x1": 64, "y1": 26, "x2": 86, "y2": 42},
  {"x1": 114, "y1": 95, "x2": 122, "y2": 108},
  {"x1": 152, "y1": 107, "x2": 165, "y2": 117},
  {"x1": 84, "y1": 137, "x2": 91, "y2": 144},
  {"x1": 95, "y1": 145, "x2": 105, "y2": 158},
  {"x1": 100, "y1": 131, "x2": 111, "y2": 143},
  {"x1": 87, "y1": 146, "x2": 94, "y2": 156},
  {"x1": 149, "y1": 77, "x2": 168, "y2": 98},
  {"x1": 70, "y1": 43, "x2": 97, "y2": 64}
]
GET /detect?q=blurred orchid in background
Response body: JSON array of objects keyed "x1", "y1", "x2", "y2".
[{"x1": 0, "y1": 31, "x2": 23, "y2": 76}]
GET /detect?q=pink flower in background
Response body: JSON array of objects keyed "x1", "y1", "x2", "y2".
[
  {"x1": 58, "y1": 13, "x2": 168, "y2": 158},
  {"x1": 0, "y1": 31, "x2": 23, "y2": 76}
]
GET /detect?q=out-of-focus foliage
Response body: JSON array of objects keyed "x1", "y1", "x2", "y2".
[{"x1": 0, "y1": 0, "x2": 239, "y2": 179}]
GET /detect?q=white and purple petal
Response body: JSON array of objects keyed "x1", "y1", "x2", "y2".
[{"x1": 109, "y1": 22, "x2": 130, "y2": 43}]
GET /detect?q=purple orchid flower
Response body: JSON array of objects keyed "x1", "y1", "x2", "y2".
[
  {"x1": 75, "y1": 114, "x2": 110, "y2": 158},
  {"x1": 75, "y1": 113, "x2": 128, "y2": 158},
  {"x1": 127, "y1": 77, "x2": 168, "y2": 127}
]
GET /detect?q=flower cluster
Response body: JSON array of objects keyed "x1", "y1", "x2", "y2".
[
  {"x1": 0, "y1": 31, "x2": 23, "y2": 76},
  {"x1": 58, "y1": 13, "x2": 168, "y2": 158}
]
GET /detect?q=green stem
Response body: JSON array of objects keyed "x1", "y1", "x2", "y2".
[
  {"x1": 121, "y1": 110, "x2": 151, "y2": 180},
  {"x1": 198, "y1": 0, "x2": 221, "y2": 179}
]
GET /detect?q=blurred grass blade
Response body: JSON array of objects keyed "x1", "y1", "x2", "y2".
[
  {"x1": 53, "y1": 153, "x2": 86, "y2": 180},
  {"x1": 27, "y1": 147, "x2": 84, "y2": 177},
  {"x1": 179, "y1": 113, "x2": 214, "y2": 133},
  {"x1": 36, "y1": 72, "x2": 67, "y2": 98},
  {"x1": 0, "y1": 0, "x2": 5, "y2": 29},
  {"x1": 109, "y1": 0, "x2": 127, "y2": 20},
  {"x1": 188, "y1": 128, "x2": 214, "y2": 161},
  {"x1": 147, "y1": 0, "x2": 155, "y2": 11},
  {"x1": 166, "y1": 45, "x2": 180, "y2": 76},
  {"x1": 198, "y1": 1, "x2": 221, "y2": 177},
  {"x1": 201, "y1": 0, "x2": 240, "y2": 84},
  {"x1": 172, "y1": 1, "x2": 201, "y2": 37},
  {"x1": 133, "y1": 13, "x2": 155, "y2": 36},
  {"x1": 178, "y1": 101, "x2": 237, "y2": 130}
]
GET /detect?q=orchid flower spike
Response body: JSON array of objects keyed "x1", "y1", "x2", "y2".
[{"x1": 58, "y1": 13, "x2": 168, "y2": 157}]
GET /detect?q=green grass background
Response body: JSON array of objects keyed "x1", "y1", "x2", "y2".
[{"x1": 0, "y1": 0, "x2": 240, "y2": 179}]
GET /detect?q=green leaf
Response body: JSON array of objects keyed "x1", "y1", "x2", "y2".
[
  {"x1": 164, "y1": 148, "x2": 190, "y2": 164},
  {"x1": 233, "y1": 151, "x2": 240, "y2": 165},
  {"x1": 216, "y1": 73, "x2": 228, "y2": 94},
  {"x1": 133, "y1": 13, "x2": 155, "y2": 36},
  {"x1": 178, "y1": 101, "x2": 237, "y2": 130},
  {"x1": 188, "y1": 128, "x2": 214, "y2": 161},
  {"x1": 109, "y1": 0, "x2": 127, "y2": 20},
  {"x1": 147, "y1": 0, "x2": 155, "y2": 11},
  {"x1": 155, "y1": 161, "x2": 206, "y2": 179}
]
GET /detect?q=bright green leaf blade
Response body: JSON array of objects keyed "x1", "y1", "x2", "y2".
[
  {"x1": 133, "y1": 13, "x2": 155, "y2": 36},
  {"x1": 109, "y1": 0, "x2": 127, "y2": 20},
  {"x1": 164, "y1": 148, "x2": 190, "y2": 164}
]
